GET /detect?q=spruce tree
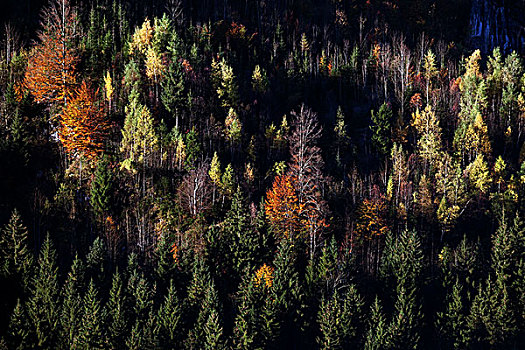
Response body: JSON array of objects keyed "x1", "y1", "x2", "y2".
[
  {"x1": 370, "y1": 103, "x2": 393, "y2": 156},
  {"x1": 90, "y1": 155, "x2": 113, "y2": 218},
  {"x1": 0, "y1": 209, "x2": 33, "y2": 287},
  {"x1": 364, "y1": 296, "x2": 389, "y2": 350},
  {"x1": 317, "y1": 291, "x2": 342, "y2": 349},
  {"x1": 60, "y1": 255, "x2": 84, "y2": 349},
  {"x1": 436, "y1": 277, "x2": 470, "y2": 349},
  {"x1": 26, "y1": 235, "x2": 59, "y2": 348},
  {"x1": 204, "y1": 308, "x2": 225, "y2": 350},
  {"x1": 107, "y1": 270, "x2": 127, "y2": 349},
  {"x1": 78, "y1": 279, "x2": 105, "y2": 349},
  {"x1": 7, "y1": 300, "x2": 29, "y2": 350},
  {"x1": 156, "y1": 279, "x2": 182, "y2": 349}
]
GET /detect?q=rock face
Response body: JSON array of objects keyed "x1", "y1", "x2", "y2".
[{"x1": 469, "y1": 0, "x2": 525, "y2": 54}]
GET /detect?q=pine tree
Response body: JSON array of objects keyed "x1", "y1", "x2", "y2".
[
  {"x1": 85, "y1": 237, "x2": 106, "y2": 284},
  {"x1": 184, "y1": 126, "x2": 200, "y2": 169},
  {"x1": 78, "y1": 279, "x2": 105, "y2": 349},
  {"x1": 467, "y1": 275, "x2": 517, "y2": 347},
  {"x1": 271, "y1": 238, "x2": 305, "y2": 346},
  {"x1": 436, "y1": 277, "x2": 470, "y2": 349},
  {"x1": 204, "y1": 308, "x2": 225, "y2": 350},
  {"x1": 107, "y1": 270, "x2": 127, "y2": 349},
  {"x1": 90, "y1": 155, "x2": 113, "y2": 218},
  {"x1": 187, "y1": 279, "x2": 221, "y2": 349},
  {"x1": 220, "y1": 163, "x2": 235, "y2": 199},
  {"x1": 364, "y1": 296, "x2": 388, "y2": 350},
  {"x1": 26, "y1": 235, "x2": 60, "y2": 348},
  {"x1": 232, "y1": 274, "x2": 258, "y2": 349},
  {"x1": 7, "y1": 300, "x2": 29, "y2": 350},
  {"x1": 224, "y1": 187, "x2": 259, "y2": 276},
  {"x1": 370, "y1": 103, "x2": 393, "y2": 156},
  {"x1": 0, "y1": 209, "x2": 33, "y2": 287},
  {"x1": 155, "y1": 233, "x2": 175, "y2": 283},
  {"x1": 161, "y1": 58, "x2": 185, "y2": 130},
  {"x1": 317, "y1": 291, "x2": 342, "y2": 349},
  {"x1": 156, "y1": 280, "x2": 181, "y2": 349},
  {"x1": 384, "y1": 230, "x2": 423, "y2": 349},
  {"x1": 340, "y1": 285, "x2": 365, "y2": 348},
  {"x1": 60, "y1": 255, "x2": 84, "y2": 348}
]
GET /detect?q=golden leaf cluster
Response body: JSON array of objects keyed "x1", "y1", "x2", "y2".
[{"x1": 254, "y1": 263, "x2": 274, "y2": 289}]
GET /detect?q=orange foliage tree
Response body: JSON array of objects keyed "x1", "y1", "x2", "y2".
[
  {"x1": 25, "y1": 0, "x2": 78, "y2": 107},
  {"x1": 265, "y1": 175, "x2": 303, "y2": 239},
  {"x1": 354, "y1": 194, "x2": 389, "y2": 242},
  {"x1": 58, "y1": 82, "x2": 110, "y2": 160}
]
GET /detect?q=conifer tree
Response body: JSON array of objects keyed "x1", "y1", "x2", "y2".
[
  {"x1": 90, "y1": 155, "x2": 113, "y2": 218},
  {"x1": 156, "y1": 280, "x2": 181, "y2": 349},
  {"x1": 317, "y1": 291, "x2": 342, "y2": 349},
  {"x1": 233, "y1": 271, "x2": 261, "y2": 349},
  {"x1": 26, "y1": 235, "x2": 60, "y2": 348},
  {"x1": 78, "y1": 279, "x2": 105, "y2": 349},
  {"x1": 224, "y1": 187, "x2": 258, "y2": 275},
  {"x1": 370, "y1": 103, "x2": 393, "y2": 156},
  {"x1": 0, "y1": 209, "x2": 33, "y2": 287},
  {"x1": 436, "y1": 277, "x2": 470, "y2": 349},
  {"x1": 204, "y1": 308, "x2": 225, "y2": 350},
  {"x1": 7, "y1": 300, "x2": 29, "y2": 350},
  {"x1": 107, "y1": 270, "x2": 127, "y2": 349},
  {"x1": 364, "y1": 296, "x2": 388, "y2": 350},
  {"x1": 188, "y1": 279, "x2": 221, "y2": 349},
  {"x1": 161, "y1": 58, "x2": 185, "y2": 130},
  {"x1": 60, "y1": 255, "x2": 84, "y2": 348}
]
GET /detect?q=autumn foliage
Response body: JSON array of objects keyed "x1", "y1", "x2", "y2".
[
  {"x1": 265, "y1": 175, "x2": 303, "y2": 239},
  {"x1": 253, "y1": 263, "x2": 274, "y2": 289},
  {"x1": 58, "y1": 82, "x2": 110, "y2": 159},
  {"x1": 354, "y1": 194, "x2": 390, "y2": 241},
  {"x1": 24, "y1": 0, "x2": 78, "y2": 106}
]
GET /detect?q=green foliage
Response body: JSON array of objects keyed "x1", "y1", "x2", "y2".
[
  {"x1": 90, "y1": 155, "x2": 113, "y2": 218},
  {"x1": 0, "y1": 209, "x2": 32, "y2": 286},
  {"x1": 107, "y1": 270, "x2": 127, "y2": 349},
  {"x1": 184, "y1": 126, "x2": 201, "y2": 168},
  {"x1": 60, "y1": 255, "x2": 84, "y2": 348},
  {"x1": 364, "y1": 296, "x2": 389, "y2": 350},
  {"x1": 436, "y1": 277, "x2": 470, "y2": 349},
  {"x1": 156, "y1": 280, "x2": 181, "y2": 348},
  {"x1": 26, "y1": 235, "x2": 60, "y2": 348},
  {"x1": 467, "y1": 275, "x2": 517, "y2": 347},
  {"x1": 370, "y1": 103, "x2": 393, "y2": 155},
  {"x1": 78, "y1": 279, "x2": 106, "y2": 349},
  {"x1": 7, "y1": 300, "x2": 29, "y2": 350}
]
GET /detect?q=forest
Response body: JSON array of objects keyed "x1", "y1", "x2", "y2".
[{"x1": 0, "y1": 0, "x2": 524, "y2": 348}]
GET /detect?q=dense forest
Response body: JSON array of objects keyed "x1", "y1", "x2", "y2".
[{"x1": 0, "y1": 0, "x2": 524, "y2": 348}]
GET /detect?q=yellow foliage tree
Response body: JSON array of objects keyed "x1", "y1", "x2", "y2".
[{"x1": 129, "y1": 18, "x2": 153, "y2": 55}]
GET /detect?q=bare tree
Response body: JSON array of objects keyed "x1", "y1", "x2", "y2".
[
  {"x1": 287, "y1": 104, "x2": 329, "y2": 259},
  {"x1": 392, "y1": 33, "x2": 412, "y2": 119},
  {"x1": 179, "y1": 163, "x2": 212, "y2": 217}
]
